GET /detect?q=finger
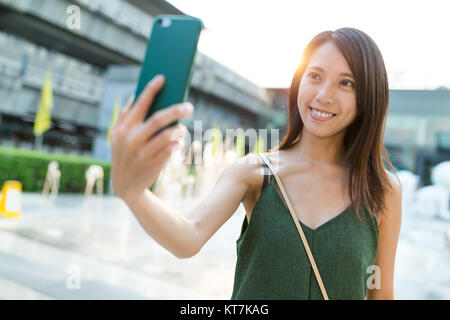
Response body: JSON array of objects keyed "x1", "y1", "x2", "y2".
[
  {"x1": 124, "y1": 94, "x2": 134, "y2": 112},
  {"x1": 140, "y1": 124, "x2": 186, "y2": 159},
  {"x1": 126, "y1": 75, "x2": 165, "y2": 126},
  {"x1": 137, "y1": 102, "x2": 193, "y2": 143},
  {"x1": 117, "y1": 94, "x2": 134, "y2": 124},
  {"x1": 150, "y1": 140, "x2": 180, "y2": 170}
]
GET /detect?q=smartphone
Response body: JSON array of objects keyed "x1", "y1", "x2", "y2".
[{"x1": 134, "y1": 15, "x2": 203, "y2": 136}]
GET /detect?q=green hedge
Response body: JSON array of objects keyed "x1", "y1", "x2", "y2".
[{"x1": 0, "y1": 146, "x2": 110, "y2": 193}]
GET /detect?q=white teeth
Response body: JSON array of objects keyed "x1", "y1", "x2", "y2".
[{"x1": 311, "y1": 108, "x2": 334, "y2": 118}]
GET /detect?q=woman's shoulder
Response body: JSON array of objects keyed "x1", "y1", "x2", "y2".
[
  {"x1": 224, "y1": 151, "x2": 293, "y2": 191},
  {"x1": 371, "y1": 169, "x2": 402, "y2": 228},
  {"x1": 223, "y1": 152, "x2": 282, "y2": 195},
  {"x1": 230, "y1": 153, "x2": 266, "y2": 187},
  {"x1": 384, "y1": 169, "x2": 402, "y2": 191}
]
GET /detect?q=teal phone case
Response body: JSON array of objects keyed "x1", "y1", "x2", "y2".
[{"x1": 134, "y1": 15, "x2": 203, "y2": 136}]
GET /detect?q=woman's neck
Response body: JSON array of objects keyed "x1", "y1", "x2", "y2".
[{"x1": 288, "y1": 131, "x2": 347, "y2": 168}]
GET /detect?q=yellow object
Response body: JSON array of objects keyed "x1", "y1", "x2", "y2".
[
  {"x1": 251, "y1": 136, "x2": 265, "y2": 154},
  {"x1": 33, "y1": 70, "x2": 54, "y2": 136},
  {"x1": 234, "y1": 130, "x2": 245, "y2": 158},
  {"x1": 107, "y1": 95, "x2": 121, "y2": 146},
  {"x1": 0, "y1": 181, "x2": 22, "y2": 218},
  {"x1": 211, "y1": 126, "x2": 223, "y2": 157}
]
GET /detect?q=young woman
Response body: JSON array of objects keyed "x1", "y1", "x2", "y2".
[{"x1": 111, "y1": 27, "x2": 402, "y2": 300}]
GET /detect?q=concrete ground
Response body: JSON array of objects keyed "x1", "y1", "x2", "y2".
[{"x1": 0, "y1": 192, "x2": 449, "y2": 300}]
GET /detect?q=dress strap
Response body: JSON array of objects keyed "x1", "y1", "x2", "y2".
[{"x1": 261, "y1": 162, "x2": 271, "y2": 193}]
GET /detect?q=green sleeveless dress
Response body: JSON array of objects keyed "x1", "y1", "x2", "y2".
[{"x1": 231, "y1": 160, "x2": 379, "y2": 300}]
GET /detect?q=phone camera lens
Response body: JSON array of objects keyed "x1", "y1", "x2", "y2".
[{"x1": 160, "y1": 18, "x2": 171, "y2": 27}]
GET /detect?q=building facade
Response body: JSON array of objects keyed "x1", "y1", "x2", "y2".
[{"x1": 0, "y1": 0, "x2": 284, "y2": 159}]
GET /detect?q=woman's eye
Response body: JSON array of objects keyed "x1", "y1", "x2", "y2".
[
  {"x1": 308, "y1": 72, "x2": 319, "y2": 80},
  {"x1": 341, "y1": 79, "x2": 355, "y2": 88},
  {"x1": 308, "y1": 72, "x2": 355, "y2": 88}
]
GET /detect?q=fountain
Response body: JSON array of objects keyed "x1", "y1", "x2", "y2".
[
  {"x1": 84, "y1": 165, "x2": 104, "y2": 196},
  {"x1": 42, "y1": 161, "x2": 61, "y2": 200},
  {"x1": 412, "y1": 161, "x2": 450, "y2": 220}
]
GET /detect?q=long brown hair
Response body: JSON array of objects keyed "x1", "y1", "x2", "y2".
[{"x1": 269, "y1": 27, "x2": 397, "y2": 221}]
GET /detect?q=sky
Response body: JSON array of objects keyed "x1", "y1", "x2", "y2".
[{"x1": 167, "y1": 0, "x2": 450, "y2": 89}]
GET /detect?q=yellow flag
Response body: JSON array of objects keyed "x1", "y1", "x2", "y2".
[
  {"x1": 107, "y1": 96, "x2": 121, "y2": 146},
  {"x1": 33, "y1": 70, "x2": 53, "y2": 136},
  {"x1": 211, "y1": 126, "x2": 223, "y2": 157},
  {"x1": 251, "y1": 136, "x2": 265, "y2": 154},
  {"x1": 234, "y1": 130, "x2": 245, "y2": 158}
]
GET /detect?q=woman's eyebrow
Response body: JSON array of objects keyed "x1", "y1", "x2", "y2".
[{"x1": 308, "y1": 65, "x2": 355, "y2": 79}]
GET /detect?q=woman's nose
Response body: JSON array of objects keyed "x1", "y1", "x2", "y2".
[{"x1": 316, "y1": 84, "x2": 335, "y2": 104}]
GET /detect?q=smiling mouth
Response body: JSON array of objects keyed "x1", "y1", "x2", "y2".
[{"x1": 309, "y1": 106, "x2": 336, "y2": 118}]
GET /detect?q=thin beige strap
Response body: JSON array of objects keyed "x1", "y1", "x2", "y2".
[{"x1": 258, "y1": 153, "x2": 329, "y2": 300}]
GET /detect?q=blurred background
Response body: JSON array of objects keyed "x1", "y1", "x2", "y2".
[{"x1": 0, "y1": 0, "x2": 449, "y2": 299}]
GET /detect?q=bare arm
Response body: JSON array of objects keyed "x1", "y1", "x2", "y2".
[
  {"x1": 124, "y1": 189, "x2": 199, "y2": 259},
  {"x1": 125, "y1": 158, "x2": 252, "y2": 259},
  {"x1": 111, "y1": 74, "x2": 254, "y2": 259},
  {"x1": 366, "y1": 171, "x2": 402, "y2": 300},
  {"x1": 186, "y1": 158, "x2": 253, "y2": 253}
]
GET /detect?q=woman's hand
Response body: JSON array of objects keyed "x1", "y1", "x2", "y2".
[{"x1": 110, "y1": 75, "x2": 194, "y2": 203}]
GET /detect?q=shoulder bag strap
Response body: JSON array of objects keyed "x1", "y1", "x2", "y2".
[{"x1": 257, "y1": 153, "x2": 329, "y2": 300}]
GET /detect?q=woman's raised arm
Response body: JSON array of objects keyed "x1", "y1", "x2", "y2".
[{"x1": 110, "y1": 75, "x2": 257, "y2": 259}]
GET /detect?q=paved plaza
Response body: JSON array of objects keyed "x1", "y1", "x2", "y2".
[{"x1": 0, "y1": 192, "x2": 449, "y2": 300}]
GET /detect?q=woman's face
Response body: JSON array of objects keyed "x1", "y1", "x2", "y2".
[{"x1": 297, "y1": 41, "x2": 357, "y2": 138}]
